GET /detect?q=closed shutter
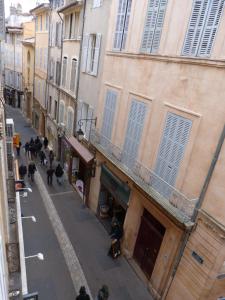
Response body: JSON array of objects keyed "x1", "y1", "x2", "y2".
[
  {"x1": 154, "y1": 113, "x2": 192, "y2": 197},
  {"x1": 141, "y1": 0, "x2": 168, "y2": 53},
  {"x1": 62, "y1": 57, "x2": 67, "y2": 87},
  {"x1": 85, "y1": 106, "x2": 94, "y2": 141},
  {"x1": 101, "y1": 90, "x2": 117, "y2": 147},
  {"x1": 59, "y1": 101, "x2": 65, "y2": 124},
  {"x1": 67, "y1": 108, "x2": 74, "y2": 134},
  {"x1": 70, "y1": 58, "x2": 77, "y2": 92},
  {"x1": 122, "y1": 99, "x2": 147, "y2": 169},
  {"x1": 81, "y1": 34, "x2": 89, "y2": 72},
  {"x1": 86, "y1": 35, "x2": 93, "y2": 73},
  {"x1": 92, "y1": 34, "x2": 101, "y2": 76},
  {"x1": 76, "y1": 100, "x2": 83, "y2": 130},
  {"x1": 198, "y1": 0, "x2": 225, "y2": 56},
  {"x1": 113, "y1": 0, "x2": 130, "y2": 50}
]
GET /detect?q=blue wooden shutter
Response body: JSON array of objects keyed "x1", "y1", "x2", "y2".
[
  {"x1": 101, "y1": 90, "x2": 117, "y2": 147},
  {"x1": 122, "y1": 99, "x2": 147, "y2": 169},
  {"x1": 154, "y1": 113, "x2": 192, "y2": 197},
  {"x1": 198, "y1": 0, "x2": 225, "y2": 56}
]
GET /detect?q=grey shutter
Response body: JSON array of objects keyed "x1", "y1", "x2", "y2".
[
  {"x1": 113, "y1": 0, "x2": 128, "y2": 50},
  {"x1": 62, "y1": 57, "x2": 67, "y2": 87},
  {"x1": 182, "y1": 0, "x2": 210, "y2": 56},
  {"x1": 154, "y1": 113, "x2": 192, "y2": 197},
  {"x1": 86, "y1": 35, "x2": 93, "y2": 73},
  {"x1": 85, "y1": 106, "x2": 94, "y2": 141},
  {"x1": 59, "y1": 102, "x2": 65, "y2": 124},
  {"x1": 70, "y1": 58, "x2": 77, "y2": 92},
  {"x1": 122, "y1": 100, "x2": 147, "y2": 169},
  {"x1": 122, "y1": 0, "x2": 132, "y2": 49},
  {"x1": 101, "y1": 90, "x2": 117, "y2": 147},
  {"x1": 198, "y1": 0, "x2": 225, "y2": 57},
  {"x1": 92, "y1": 34, "x2": 101, "y2": 76},
  {"x1": 81, "y1": 34, "x2": 89, "y2": 72},
  {"x1": 76, "y1": 100, "x2": 83, "y2": 131},
  {"x1": 151, "y1": 0, "x2": 168, "y2": 53}
]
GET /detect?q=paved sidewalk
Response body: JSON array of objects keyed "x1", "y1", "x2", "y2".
[{"x1": 9, "y1": 106, "x2": 152, "y2": 300}]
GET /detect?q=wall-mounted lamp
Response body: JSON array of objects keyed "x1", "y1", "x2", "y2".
[
  {"x1": 22, "y1": 216, "x2": 37, "y2": 222},
  {"x1": 25, "y1": 253, "x2": 44, "y2": 261},
  {"x1": 76, "y1": 118, "x2": 97, "y2": 141}
]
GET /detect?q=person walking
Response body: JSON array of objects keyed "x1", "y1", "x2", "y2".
[
  {"x1": 43, "y1": 137, "x2": 48, "y2": 149},
  {"x1": 55, "y1": 164, "x2": 64, "y2": 184},
  {"x1": 39, "y1": 150, "x2": 46, "y2": 166},
  {"x1": 96, "y1": 285, "x2": 109, "y2": 300},
  {"x1": 47, "y1": 167, "x2": 54, "y2": 185},
  {"x1": 16, "y1": 141, "x2": 22, "y2": 156},
  {"x1": 49, "y1": 150, "x2": 54, "y2": 168},
  {"x1": 29, "y1": 143, "x2": 36, "y2": 160},
  {"x1": 28, "y1": 161, "x2": 36, "y2": 182},
  {"x1": 19, "y1": 164, "x2": 27, "y2": 179},
  {"x1": 76, "y1": 286, "x2": 90, "y2": 300},
  {"x1": 24, "y1": 142, "x2": 30, "y2": 156}
]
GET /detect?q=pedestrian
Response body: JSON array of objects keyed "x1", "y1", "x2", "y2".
[
  {"x1": 16, "y1": 141, "x2": 22, "y2": 156},
  {"x1": 76, "y1": 286, "x2": 90, "y2": 300},
  {"x1": 28, "y1": 161, "x2": 36, "y2": 182},
  {"x1": 96, "y1": 285, "x2": 109, "y2": 300},
  {"x1": 43, "y1": 137, "x2": 48, "y2": 149},
  {"x1": 47, "y1": 167, "x2": 54, "y2": 185},
  {"x1": 30, "y1": 137, "x2": 34, "y2": 145},
  {"x1": 39, "y1": 150, "x2": 46, "y2": 165},
  {"x1": 19, "y1": 164, "x2": 27, "y2": 179},
  {"x1": 55, "y1": 164, "x2": 64, "y2": 184},
  {"x1": 24, "y1": 141, "x2": 30, "y2": 156},
  {"x1": 29, "y1": 143, "x2": 36, "y2": 160},
  {"x1": 35, "y1": 136, "x2": 40, "y2": 145},
  {"x1": 49, "y1": 150, "x2": 54, "y2": 168}
]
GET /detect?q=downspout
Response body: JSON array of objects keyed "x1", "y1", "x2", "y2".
[
  {"x1": 57, "y1": 10, "x2": 64, "y2": 124},
  {"x1": 162, "y1": 124, "x2": 225, "y2": 299},
  {"x1": 32, "y1": 17, "x2": 36, "y2": 128},
  {"x1": 74, "y1": 0, "x2": 87, "y2": 135}
]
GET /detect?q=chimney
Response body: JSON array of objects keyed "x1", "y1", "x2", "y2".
[{"x1": 10, "y1": 5, "x2": 16, "y2": 15}]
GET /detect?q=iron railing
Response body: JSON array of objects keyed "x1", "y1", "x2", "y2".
[{"x1": 90, "y1": 129, "x2": 198, "y2": 220}]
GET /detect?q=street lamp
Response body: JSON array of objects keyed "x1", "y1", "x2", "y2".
[
  {"x1": 76, "y1": 118, "x2": 97, "y2": 141},
  {"x1": 25, "y1": 253, "x2": 44, "y2": 261},
  {"x1": 22, "y1": 216, "x2": 37, "y2": 222}
]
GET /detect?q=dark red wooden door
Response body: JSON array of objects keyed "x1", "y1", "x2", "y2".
[{"x1": 134, "y1": 210, "x2": 165, "y2": 278}]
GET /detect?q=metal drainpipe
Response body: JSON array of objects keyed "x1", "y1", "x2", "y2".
[
  {"x1": 57, "y1": 10, "x2": 63, "y2": 125},
  {"x1": 73, "y1": 0, "x2": 87, "y2": 136},
  {"x1": 32, "y1": 17, "x2": 37, "y2": 129},
  {"x1": 162, "y1": 123, "x2": 225, "y2": 299}
]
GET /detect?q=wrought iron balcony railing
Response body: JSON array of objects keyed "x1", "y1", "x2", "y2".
[{"x1": 90, "y1": 129, "x2": 198, "y2": 221}]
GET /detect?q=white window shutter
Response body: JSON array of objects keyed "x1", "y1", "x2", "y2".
[
  {"x1": 122, "y1": 0, "x2": 132, "y2": 49},
  {"x1": 92, "y1": 34, "x2": 101, "y2": 76},
  {"x1": 70, "y1": 58, "x2": 77, "y2": 92},
  {"x1": 86, "y1": 35, "x2": 93, "y2": 73},
  {"x1": 85, "y1": 106, "x2": 94, "y2": 141},
  {"x1": 122, "y1": 100, "x2": 147, "y2": 169},
  {"x1": 76, "y1": 100, "x2": 83, "y2": 130},
  {"x1": 81, "y1": 34, "x2": 89, "y2": 72},
  {"x1": 154, "y1": 113, "x2": 192, "y2": 197}
]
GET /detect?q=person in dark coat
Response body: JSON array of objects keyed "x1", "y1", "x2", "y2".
[
  {"x1": 30, "y1": 137, "x2": 34, "y2": 145},
  {"x1": 76, "y1": 286, "x2": 90, "y2": 300},
  {"x1": 19, "y1": 164, "x2": 27, "y2": 179},
  {"x1": 49, "y1": 150, "x2": 54, "y2": 168},
  {"x1": 39, "y1": 150, "x2": 46, "y2": 165},
  {"x1": 28, "y1": 161, "x2": 36, "y2": 182},
  {"x1": 24, "y1": 142, "x2": 30, "y2": 156},
  {"x1": 29, "y1": 144, "x2": 36, "y2": 160},
  {"x1": 97, "y1": 285, "x2": 109, "y2": 300},
  {"x1": 35, "y1": 136, "x2": 40, "y2": 145},
  {"x1": 43, "y1": 137, "x2": 48, "y2": 149},
  {"x1": 55, "y1": 164, "x2": 64, "y2": 184},
  {"x1": 47, "y1": 168, "x2": 54, "y2": 185},
  {"x1": 16, "y1": 141, "x2": 22, "y2": 156}
]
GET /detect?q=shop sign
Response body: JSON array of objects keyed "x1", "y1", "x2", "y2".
[{"x1": 100, "y1": 165, "x2": 130, "y2": 209}]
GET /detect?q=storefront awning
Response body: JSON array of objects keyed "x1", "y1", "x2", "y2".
[{"x1": 68, "y1": 136, "x2": 94, "y2": 164}]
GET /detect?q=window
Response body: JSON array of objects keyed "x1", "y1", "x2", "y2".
[
  {"x1": 45, "y1": 13, "x2": 49, "y2": 30},
  {"x1": 122, "y1": 100, "x2": 147, "y2": 168},
  {"x1": 141, "y1": 0, "x2": 168, "y2": 54},
  {"x1": 48, "y1": 96, "x2": 52, "y2": 114},
  {"x1": 40, "y1": 15, "x2": 42, "y2": 31},
  {"x1": 55, "y1": 22, "x2": 62, "y2": 47},
  {"x1": 67, "y1": 107, "x2": 74, "y2": 134},
  {"x1": 93, "y1": 0, "x2": 102, "y2": 8},
  {"x1": 35, "y1": 16, "x2": 38, "y2": 31},
  {"x1": 61, "y1": 57, "x2": 67, "y2": 87},
  {"x1": 56, "y1": 61, "x2": 61, "y2": 86},
  {"x1": 154, "y1": 113, "x2": 192, "y2": 197},
  {"x1": 49, "y1": 59, "x2": 55, "y2": 80},
  {"x1": 59, "y1": 101, "x2": 65, "y2": 124},
  {"x1": 54, "y1": 100, "x2": 57, "y2": 120},
  {"x1": 70, "y1": 58, "x2": 77, "y2": 92},
  {"x1": 113, "y1": 0, "x2": 132, "y2": 50},
  {"x1": 182, "y1": 0, "x2": 225, "y2": 57},
  {"x1": 82, "y1": 33, "x2": 101, "y2": 76},
  {"x1": 100, "y1": 90, "x2": 117, "y2": 147},
  {"x1": 69, "y1": 13, "x2": 74, "y2": 39}
]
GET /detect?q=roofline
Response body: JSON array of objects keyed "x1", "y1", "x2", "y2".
[
  {"x1": 57, "y1": 1, "x2": 82, "y2": 13},
  {"x1": 30, "y1": 3, "x2": 50, "y2": 14}
]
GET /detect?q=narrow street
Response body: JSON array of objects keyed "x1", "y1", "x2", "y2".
[{"x1": 8, "y1": 105, "x2": 152, "y2": 300}]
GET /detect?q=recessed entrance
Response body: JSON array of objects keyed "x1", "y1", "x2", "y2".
[{"x1": 134, "y1": 209, "x2": 165, "y2": 279}]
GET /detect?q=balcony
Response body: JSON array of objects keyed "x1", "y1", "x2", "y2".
[{"x1": 90, "y1": 129, "x2": 198, "y2": 224}]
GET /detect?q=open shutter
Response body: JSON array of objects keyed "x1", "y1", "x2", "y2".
[
  {"x1": 76, "y1": 100, "x2": 83, "y2": 130},
  {"x1": 81, "y1": 34, "x2": 89, "y2": 72},
  {"x1": 182, "y1": 0, "x2": 210, "y2": 56},
  {"x1": 122, "y1": 0, "x2": 132, "y2": 49},
  {"x1": 154, "y1": 113, "x2": 192, "y2": 197},
  {"x1": 92, "y1": 34, "x2": 101, "y2": 76},
  {"x1": 151, "y1": 0, "x2": 168, "y2": 53},
  {"x1": 113, "y1": 0, "x2": 127, "y2": 50},
  {"x1": 101, "y1": 90, "x2": 117, "y2": 147},
  {"x1": 198, "y1": 0, "x2": 225, "y2": 57},
  {"x1": 85, "y1": 106, "x2": 94, "y2": 141},
  {"x1": 122, "y1": 100, "x2": 147, "y2": 169}
]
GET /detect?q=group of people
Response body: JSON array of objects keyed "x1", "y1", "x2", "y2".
[
  {"x1": 23, "y1": 136, "x2": 49, "y2": 160},
  {"x1": 46, "y1": 163, "x2": 64, "y2": 185},
  {"x1": 19, "y1": 161, "x2": 37, "y2": 182},
  {"x1": 76, "y1": 285, "x2": 109, "y2": 300}
]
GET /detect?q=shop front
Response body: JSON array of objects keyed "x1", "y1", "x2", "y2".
[{"x1": 98, "y1": 165, "x2": 131, "y2": 232}]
